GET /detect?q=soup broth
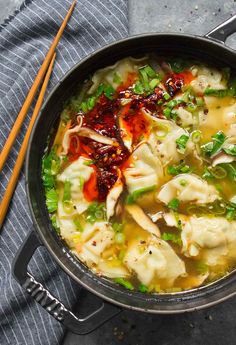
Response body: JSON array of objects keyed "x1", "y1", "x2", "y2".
[{"x1": 42, "y1": 56, "x2": 236, "y2": 293}]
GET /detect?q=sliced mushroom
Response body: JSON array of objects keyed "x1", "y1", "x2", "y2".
[
  {"x1": 212, "y1": 152, "x2": 235, "y2": 167},
  {"x1": 61, "y1": 115, "x2": 118, "y2": 155},
  {"x1": 61, "y1": 116, "x2": 83, "y2": 155},
  {"x1": 106, "y1": 170, "x2": 123, "y2": 220},
  {"x1": 126, "y1": 204, "x2": 161, "y2": 237},
  {"x1": 78, "y1": 127, "x2": 118, "y2": 146}
]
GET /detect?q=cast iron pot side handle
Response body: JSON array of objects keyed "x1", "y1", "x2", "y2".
[
  {"x1": 205, "y1": 15, "x2": 236, "y2": 44},
  {"x1": 12, "y1": 230, "x2": 121, "y2": 335}
]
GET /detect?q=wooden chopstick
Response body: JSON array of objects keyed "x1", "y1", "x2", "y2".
[
  {"x1": 0, "y1": 0, "x2": 76, "y2": 172},
  {"x1": 0, "y1": 54, "x2": 56, "y2": 229}
]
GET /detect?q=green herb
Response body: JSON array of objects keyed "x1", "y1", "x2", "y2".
[
  {"x1": 167, "y1": 198, "x2": 180, "y2": 211},
  {"x1": 133, "y1": 81, "x2": 144, "y2": 95},
  {"x1": 209, "y1": 166, "x2": 227, "y2": 179},
  {"x1": 179, "y1": 179, "x2": 188, "y2": 186},
  {"x1": 126, "y1": 185, "x2": 156, "y2": 204},
  {"x1": 87, "y1": 96, "x2": 96, "y2": 110},
  {"x1": 223, "y1": 144, "x2": 236, "y2": 156},
  {"x1": 191, "y1": 130, "x2": 202, "y2": 143},
  {"x1": 79, "y1": 177, "x2": 85, "y2": 189},
  {"x1": 81, "y1": 101, "x2": 88, "y2": 113},
  {"x1": 168, "y1": 59, "x2": 188, "y2": 73},
  {"x1": 96, "y1": 83, "x2": 105, "y2": 97},
  {"x1": 113, "y1": 72, "x2": 122, "y2": 85},
  {"x1": 163, "y1": 107, "x2": 172, "y2": 118},
  {"x1": 201, "y1": 131, "x2": 226, "y2": 157},
  {"x1": 226, "y1": 203, "x2": 236, "y2": 221},
  {"x1": 46, "y1": 189, "x2": 58, "y2": 213},
  {"x1": 114, "y1": 278, "x2": 134, "y2": 290},
  {"x1": 51, "y1": 214, "x2": 60, "y2": 234},
  {"x1": 161, "y1": 232, "x2": 182, "y2": 245},
  {"x1": 204, "y1": 87, "x2": 236, "y2": 98},
  {"x1": 202, "y1": 167, "x2": 214, "y2": 180},
  {"x1": 83, "y1": 159, "x2": 95, "y2": 166},
  {"x1": 163, "y1": 93, "x2": 171, "y2": 100},
  {"x1": 42, "y1": 148, "x2": 60, "y2": 190},
  {"x1": 143, "y1": 65, "x2": 156, "y2": 77},
  {"x1": 167, "y1": 161, "x2": 191, "y2": 176},
  {"x1": 176, "y1": 134, "x2": 189, "y2": 154},
  {"x1": 104, "y1": 85, "x2": 115, "y2": 99},
  {"x1": 138, "y1": 283, "x2": 148, "y2": 293},
  {"x1": 219, "y1": 163, "x2": 236, "y2": 181},
  {"x1": 73, "y1": 218, "x2": 83, "y2": 232},
  {"x1": 63, "y1": 180, "x2": 71, "y2": 202},
  {"x1": 195, "y1": 97, "x2": 205, "y2": 107},
  {"x1": 115, "y1": 232, "x2": 126, "y2": 244},
  {"x1": 196, "y1": 261, "x2": 208, "y2": 274},
  {"x1": 86, "y1": 202, "x2": 106, "y2": 224},
  {"x1": 149, "y1": 78, "x2": 159, "y2": 89},
  {"x1": 112, "y1": 222, "x2": 124, "y2": 232}
]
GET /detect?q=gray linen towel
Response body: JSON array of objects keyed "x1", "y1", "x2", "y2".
[{"x1": 0, "y1": 1, "x2": 128, "y2": 344}]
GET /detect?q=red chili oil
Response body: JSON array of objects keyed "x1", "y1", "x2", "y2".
[{"x1": 67, "y1": 69, "x2": 193, "y2": 201}]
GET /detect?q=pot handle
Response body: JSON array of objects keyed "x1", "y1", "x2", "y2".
[
  {"x1": 12, "y1": 230, "x2": 121, "y2": 334},
  {"x1": 205, "y1": 15, "x2": 236, "y2": 44}
]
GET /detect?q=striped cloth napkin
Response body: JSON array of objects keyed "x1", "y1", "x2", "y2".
[{"x1": 0, "y1": 1, "x2": 128, "y2": 344}]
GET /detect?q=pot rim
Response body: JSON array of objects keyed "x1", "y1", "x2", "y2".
[{"x1": 26, "y1": 32, "x2": 236, "y2": 313}]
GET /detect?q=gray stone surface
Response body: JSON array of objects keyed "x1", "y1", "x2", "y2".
[{"x1": 1, "y1": 0, "x2": 236, "y2": 344}]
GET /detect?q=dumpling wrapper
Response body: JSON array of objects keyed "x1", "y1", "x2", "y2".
[
  {"x1": 124, "y1": 143, "x2": 163, "y2": 194},
  {"x1": 124, "y1": 237, "x2": 186, "y2": 286},
  {"x1": 181, "y1": 216, "x2": 236, "y2": 266},
  {"x1": 143, "y1": 110, "x2": 193, "y2": 166},
  {"x1": 157, "y1": 174, "x2": 219, "y2": 205},
  {"x1": 57, "y1": 156, "x2": 94, "y2": 214},
  {"x1": 76, "y1": 222, "x2": 115, "y2": 266},
  {"x1": 190, "y1": 66, "x2": 226, "y2": 94}
]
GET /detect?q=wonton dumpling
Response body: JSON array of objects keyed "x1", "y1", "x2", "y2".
[
  {"x1": 157, "y1": 174, "x2": 219, "y2": 205},
  {"x1": 124, "y1": 143, "x2": 163, "y2": 194},
  {"x1": 88, "y1": 57, "x2": 147, "y2": 93},
  {"x1": 143, "y1": 110, "x2": 193, "y2": 165},
  {"x1": 57, "y1": 156, "x2": 93, "y2": 214},
  {"x1": 181, "y1": 216, "x2": 236, "y2": 266},
  {"x1": 124, "y1": 237, "x2": 186, "y2": 286},
  {"x1": 190, "y1": 66, "x2": 226, "y2": 94},
  {"x1": 175, "y1": 107, "x2": 194, "y2": 127},
  {"x1": 76, "y1": 222, "x2": 114, "y2": 266}
]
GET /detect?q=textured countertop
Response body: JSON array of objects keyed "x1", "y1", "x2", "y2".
[{"x1": 1, "y1": 1, "x2": 236, "y2": 344}]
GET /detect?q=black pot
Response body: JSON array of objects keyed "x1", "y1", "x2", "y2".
[{"x1": 13, "y1": 16, "x2": 236, "y2": 334}]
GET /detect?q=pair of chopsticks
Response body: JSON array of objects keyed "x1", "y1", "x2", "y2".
[{"x1": 0, "y1": 1, "x2": 77, "y2": 229}]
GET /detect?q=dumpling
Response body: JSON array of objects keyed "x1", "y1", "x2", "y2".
[
  {"x1": 143, "y1": 110, "x2": 193, "y2": 165},
  {"x1": 88, "y1": 57, "x2": 148, "y2": 93},
  {"x1": 124, "y1": 143, "x2": 163, "y2": 194},
  {"x1": 175, "y1": 107, "x2": 194, "y2": 128},
  {"x1": 190, "y1": 66, "x2": 226, "y2": 94},
  {"x1": 76, "y1": 222, "x2": 114, "y2": 266},
  {"x1": 157, "y1": 174, "x2": 219, "y2": 205},
  {"x1": 124, "y1": 237, "x2": 186, "y2": 286},
  {"x1": 181, "y1": 216, "x2": 236, "y2": 266},
  {"x1": 57, "y1": 156, "x2": 93, "y2": 214}
]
